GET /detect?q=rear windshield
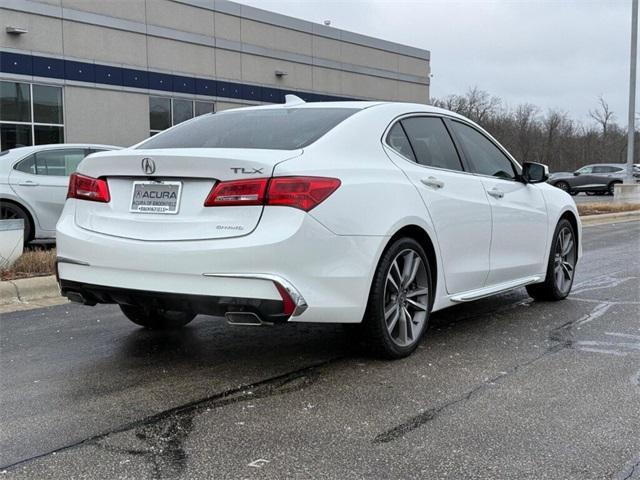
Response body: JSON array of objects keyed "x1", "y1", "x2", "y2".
[{"x1": 138, "y1": 107, "x2": 359, "y2": 150}]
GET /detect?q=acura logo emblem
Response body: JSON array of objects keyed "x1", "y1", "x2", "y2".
[{"x1": 141, "y1": 158, "x2": 156, "y2": 175}]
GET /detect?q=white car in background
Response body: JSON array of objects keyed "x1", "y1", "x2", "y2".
[
  {"x1": 56, "y1": 98, "x2": 581, "y2": 358},
  {"x1": 0, "y1": 144, "x2": 119, "y2": 242}
]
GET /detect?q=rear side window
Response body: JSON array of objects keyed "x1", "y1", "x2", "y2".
[
  {"x1": 35, "y1": 149, "x2": 86, "y2": 176},
  {"x1": 450, "y1": 121, "x2": 516, "y2": 180},
  {"x1": 137, "y1": 108, "x2": 359, "y2": 150},
  {"x1": 15, "y1": 149, "x2": 86, "y2": 176},
  {"x1": 386, "y1": 123, "x2": 415, "y2": 161},
  {"x1": 14, "y1": 154, "x2": 36, "y2": 174},
  {"x1": 400, "y1": 117, "x2": 463, "y2": 171}
]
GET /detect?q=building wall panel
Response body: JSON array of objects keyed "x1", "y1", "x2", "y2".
[
  {"x1": 146, "y1": 0, "x2": 214, "y2": 37},
  {"x1": 64, "y1": 87, "x2": 149, "y2": 147},
  {"x1": 61, "y1": 0, "x2": 147, "y2": 23},
  {"x1": 62, "y1": 21, "x2": 148, "y2": 67},
  {"x1": 147, "y1": 37, "x2": 215, "y2": 77},
  {"x1": 0, "y1": 11, "x2": 63, "y2": 55}
]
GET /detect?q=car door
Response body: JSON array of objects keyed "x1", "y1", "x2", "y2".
[
  {"x1": 8, "y1": 148, "x2": 88, "y2": 232},
  {"x1": 572, "y1": 165, "x2": 596, "y2": 191},
  {"x1": 590, "y1": 166, "x2": 612, "y2": 189},
  {"x1": 383, "y1": 115, "x2": 492, "y2": 294},
  {"x1": 447, "y1": 119, "x2": 548, "y2": 286}
]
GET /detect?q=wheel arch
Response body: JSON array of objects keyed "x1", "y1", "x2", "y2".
[
  {"x1": 559, "y1": 209, "x2": 579, "y2": 253},
  {"x1": 385, "y1": 224, "x2": 438, "y2": 307},
  {"x1": 0, "y1": 197, "x2": 36, "y2": 241}
]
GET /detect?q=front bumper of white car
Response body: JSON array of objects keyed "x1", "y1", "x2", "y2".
[{"x1": 56, "y1": 200, "x2": 384, "y2": 324}]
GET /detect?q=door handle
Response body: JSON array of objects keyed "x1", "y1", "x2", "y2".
[
  {"x1": 420, "y1": 177, "x2": 444, "y2": 189},
  {"x1": 18, "y1": 180, "x2": 39, "y2": 187},
  {"x1": 487, "y1": 187, "x2": 504, "y2": 199}
]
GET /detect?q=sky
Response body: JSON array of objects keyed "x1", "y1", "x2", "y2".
[{"x1": 239, "y1": 0, "x2": 636, "y2": 127}]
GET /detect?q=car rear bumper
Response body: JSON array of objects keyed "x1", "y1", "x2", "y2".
[
  {"x1": 58, "y1": 278, "x2": 293, "y2": 323},
  {"x1": 56, "y1": 201, "x2": 385, "y2": 323}
]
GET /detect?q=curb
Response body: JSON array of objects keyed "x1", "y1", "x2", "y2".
[
  {"x1": 580, "y1": 210, "x2": 640, "y2": 226},
  {"x1": 0, "y1": 275, "x2": 60, "y2": 306}
]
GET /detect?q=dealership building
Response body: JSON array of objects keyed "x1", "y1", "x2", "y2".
[{"x1": 0, "y1": 0, "x2": 430, "y2": 149}]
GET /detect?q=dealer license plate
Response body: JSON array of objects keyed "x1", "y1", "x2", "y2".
[{"x1": 130, "y1": 181, "x2": 182, "y2": 214}]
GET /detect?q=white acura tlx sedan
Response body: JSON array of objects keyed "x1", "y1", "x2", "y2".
[{"x1": 56, "y1": 96, "x2": 581, "y2": 358}]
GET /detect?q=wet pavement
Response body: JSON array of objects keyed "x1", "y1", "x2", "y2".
[{"x1": 1, "y1": 221, "x2": 638, "y2": 479}]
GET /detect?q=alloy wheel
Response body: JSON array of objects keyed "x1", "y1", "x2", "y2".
[
  {"x1": 383, "y1": 248, "x2": 429, "y2": 347},
  {"x1": 553, "y1": 226, "x2": 576, "y2": 294},
  {"x1": 1, "y1": 205, "x2": 20, "y2": 220}
]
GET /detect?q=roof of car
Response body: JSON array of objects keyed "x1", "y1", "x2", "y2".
[
  {"x1": 217, "y1": 100, "x2": 469, "y2": 124},
  {"x1": 218, "y1": 100, "x2": 449, "y2": 113}
]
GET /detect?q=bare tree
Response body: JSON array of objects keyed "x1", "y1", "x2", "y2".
[
  {"x1": 588, "y1": 96, "x2": 614, "y2": 136},
  {"x1": 465, "y1": 86, "x2": 501, "y2": 124},
  {"x1": 431, "y1": 89, "x2": 636, "y2": 172}
]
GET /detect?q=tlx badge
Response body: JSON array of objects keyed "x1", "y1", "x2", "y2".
[{"x1": 231, "y1": 167, "x2": 263, "y2": 174}]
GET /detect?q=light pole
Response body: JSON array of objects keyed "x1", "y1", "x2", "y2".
[{"x1": 625, "y1": 0, "x2": 638, "y2": 184}]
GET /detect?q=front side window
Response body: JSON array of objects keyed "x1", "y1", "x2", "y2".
[
  {"x1": 400, "y1": 117, "x2": 463, "y2": 171},
  {"x1": 0, "y1": 81, "x2": 64, "y2": 150},
  {"x1": 149, "y1": 96, "x2": 215, "y2": 136},
  {"x1": 139, "y1": 107, "x2": 359, "y2": 150},
  {"x1": 576, "y1": 166, "x2": 593, "y2": 175},
  {"x1": 450, "y1": 121, "x2": 516, "y2": 180}
]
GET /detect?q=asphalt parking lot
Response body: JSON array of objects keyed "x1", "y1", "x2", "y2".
[{"x1": 1, "y1": 221, "x2": 639, "y2": 479}]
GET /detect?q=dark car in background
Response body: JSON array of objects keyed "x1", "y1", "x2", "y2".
[{"x1": 548, "y1": 163, "x2": 640, "y2": 195}]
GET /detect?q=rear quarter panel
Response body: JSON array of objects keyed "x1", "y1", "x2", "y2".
[{"x1": 272, "y1": 105, "x2": 449, "y2": 310}]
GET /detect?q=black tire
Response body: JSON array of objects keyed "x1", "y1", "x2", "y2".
[
  {"x1": 554, "y1": 181, "x2": 570, "y2": 194},
  {"x1": 0, "y1": 201, "x2": 33, "y2": 243},
  {"x1": 607, "y1": 181, "x2": 621, "y2": 195},
  {"x1": 361, "y1": 237, "x2": 432, "y2": 359},
  {"x1": 526, "y1": 218, "x2": 577, "y2": 301},
  {"x1": 119, "y1": 305, "x2": 195, "y2": 329}
]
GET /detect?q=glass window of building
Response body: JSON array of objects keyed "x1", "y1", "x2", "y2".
[
  {"x1": 149, "y1": 97, "x2": 215, "y2": 137},
  {"x1": 0, "y1": 81, "x2": 64, "y2": 150}
]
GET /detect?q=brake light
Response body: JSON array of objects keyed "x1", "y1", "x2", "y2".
[
  {"x1": 67, "y1": 173, "x2": 110, "y2": 203},
  {"x1": 204, "y1": 176, "x2": 340, "y2": 211},
  {"x1": 267, "y1": 176, "x2": 341, "y2": 211},
  {"x1": 204, "y1": 178, "x2": 268, "y2": 206}
]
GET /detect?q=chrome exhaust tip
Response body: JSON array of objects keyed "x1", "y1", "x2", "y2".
[{"x1": 225, "y1": 311, "x2": 271, "y2": 326}]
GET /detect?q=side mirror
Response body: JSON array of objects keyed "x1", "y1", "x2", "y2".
[
  {"x1": 521, "y1": 162, "x2": 549, "y2": 184},
  {"x1": 573, "y1": 171, "x2": 580, "y2": 176}
]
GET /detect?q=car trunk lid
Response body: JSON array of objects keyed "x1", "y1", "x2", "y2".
[{"x1": 73, "y1": 148, "x2": 301, "y2": 241}]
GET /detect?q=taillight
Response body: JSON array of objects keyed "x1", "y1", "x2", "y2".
[
  {"x1": 67, "y1": 173, "x2": 110, "y2": 203},
  {"x1": 267, "y1": 176, "x2": 341, "y2": 211},
  {"x1": 204, "y1": 178, "x2": 268, "y2": 206},
  {"x1": 204, "y1": 176, "x2": 340, "y2": 211}
]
